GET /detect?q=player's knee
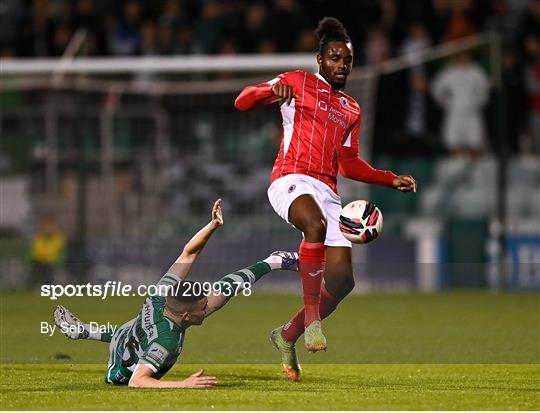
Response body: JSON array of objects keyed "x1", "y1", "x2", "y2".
[
  {"x1": 303, "y1": 217, "x2": 327, "y2": 241},
  {"x1": 341, "y1": 276, "x2": 355, "y2": 295},
  {"x1": 324, "y1": 275, "x2": 354, "y2": 301},
  {"x1": 334, "y1": 273, "x2": 355, "y2": 296},
  {"x1": 335, "y1": 279, "x2": 354, "y2": 300}
]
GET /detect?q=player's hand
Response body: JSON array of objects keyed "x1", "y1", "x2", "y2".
[
  {"x1": 211, "y1": 198, "x2": 224, "y2": 227},
  {"x1": 272, "y1": 84, "x2": 297, "y2": 105},
  {"x1": 182, "y1": 369, "x2": 218, "y2": 388},
  {"x1": 392, "y1": 175, "x2": 417, "y2": 193}
]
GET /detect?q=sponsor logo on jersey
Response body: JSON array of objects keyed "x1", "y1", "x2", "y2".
[
  {"x1": 141, "y1": 299, "x2": 158, "y2": 342},
  {"x1": 146, "y1": 342, "x2": 169, "y2": 367},
  {"x1": 328, "y1": 107, "x2": 347, "y2": 128}
]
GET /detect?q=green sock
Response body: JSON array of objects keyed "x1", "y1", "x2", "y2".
[
  {"x1": 99, "y1": 332, "x2": 113, "y2": 343},
  {"x1": 217, "y1": 261, "x2": 271, "y2": 295}
]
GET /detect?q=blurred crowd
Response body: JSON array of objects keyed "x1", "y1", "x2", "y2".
[
  {"x1": 0, "y1": 0, "x2": 539, "y2": 154},
  {"x1": 0, "y1": 0, "x2": 535, "y2": 59}
]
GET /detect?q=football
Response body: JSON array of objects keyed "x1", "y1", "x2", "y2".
[{"x1": 339, "y1": 200, "x2": 383, "y2": 244}]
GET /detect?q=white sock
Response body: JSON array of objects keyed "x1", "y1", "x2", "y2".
[
  {"x1": 85, "y1": 324, "x2": 101, "y2": 341},
  {"x1": 263, "y1": 255, "x2": 283, "y2": 270}
]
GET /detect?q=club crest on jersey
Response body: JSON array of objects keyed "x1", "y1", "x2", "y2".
[
  {"x1": 339, "y1": 96, "x2": 348, "y2": 108},
  {"x1": 288, "y1": 185, "x2": 296, "y2": 193}
]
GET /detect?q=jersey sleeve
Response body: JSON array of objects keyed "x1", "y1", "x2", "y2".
[
  {"x1": 234, "y1": 72, "x2": 292, "y2": 111},
  {"x1": 339, "y1": 113, "x2": 396, "y2": 187},
  {"x1": 138, "y1": 338, "x2": 176, "y2": 373},
  {"x1": 148, "y1": 272, "x2": 182, "y2": 299},
  {"x1": 157, "y1": 272, "x2": 181, "y2": 287}
]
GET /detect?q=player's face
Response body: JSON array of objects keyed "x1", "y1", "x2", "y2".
[
  {"x1": 184, "y1": 297, "x2": 208, "y2": 326},
  {"x1": 317, "y1": 41, "x2": 353, "y2": 89}
]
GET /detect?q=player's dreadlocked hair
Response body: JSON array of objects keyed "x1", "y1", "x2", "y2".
[{"x1": 315, "y1": 17, "x2": 351, "y2": 54}]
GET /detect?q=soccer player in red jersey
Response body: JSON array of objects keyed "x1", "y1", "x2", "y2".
[{"x1": 234, "y1": 17, "x2": 417, "y2": 380}]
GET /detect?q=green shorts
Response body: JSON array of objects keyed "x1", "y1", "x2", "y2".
[{"x1": 105, "y1": 321, "x2": 135, "y2": 385}]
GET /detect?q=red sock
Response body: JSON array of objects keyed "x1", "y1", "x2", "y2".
[
  {"x1": 298, "y1": 240, "x2": 325, "y2": 327},
  {"x1": 282, "y1": 283, "x2": 340, "y2": 343}
]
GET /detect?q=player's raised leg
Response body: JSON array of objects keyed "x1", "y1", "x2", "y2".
[
  {"x1": 281, "y1": 247, "x2": 354, "y2": 341},
  {"x1": 273, "y1": 247, "x2": 353, "y2": 380},
  {"x1": 288, "y1": 194, "x2": 328, "y2": 352},
  {"x1": 53, "y1": 305, "x2": 113, "y2": 342},
  {"x1": 204, "y1": 251, "x2": 299, "y2": 317}
]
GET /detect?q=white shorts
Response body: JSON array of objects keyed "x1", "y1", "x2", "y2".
[
  {"x1": 267, "y1": 174, "x2": 352, "y2": 248},
  {"x1": 443, "y1": 113, "x2": 485, "y2": 150}
]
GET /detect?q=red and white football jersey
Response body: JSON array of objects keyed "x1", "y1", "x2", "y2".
[{"x1": 235, "y1": 70, "x2": 396, "y2": 194}]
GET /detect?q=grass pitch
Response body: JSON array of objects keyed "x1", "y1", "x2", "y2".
[
  {"x1": 1, "y1": 292, "x2": 539, "y2": 410},
  {"x1": 2, "y1": 364, "x2": 538, "y2": 410}
]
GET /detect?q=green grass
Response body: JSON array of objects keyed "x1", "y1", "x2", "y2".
[
  {"x1": 1, "y1": 364, "x2": 538, "y2": 410},
  {"x1": 1, "y1": 292, "x2": 539, "y2": 409}
]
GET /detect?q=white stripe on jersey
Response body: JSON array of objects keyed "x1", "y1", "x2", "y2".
[
  {"x1": 307, "y1": 77, "x2": 320, "y2": 171},
  {"x1": 266, "y1": 77, "x2": 281, "y2": 86},
  {"x1": 343, "y1": 131, "x2": 352, "y2": 147},
  {"x1": 319, "y1": 112, "x2": 329, "y2": 175},
  {"x1": 292, "y1": 72, "x2": 308, "y2": 174},
  {"x1": 280, "y1": 99, "x2": 296, "y2": 155},
  {"x1": 331, "y1": 128, "x2": 338, "y2": 177}
]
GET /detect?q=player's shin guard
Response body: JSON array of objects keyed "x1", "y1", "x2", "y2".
[
  {"x1": 298, "y1": 241, "x2": 325, "y2": 327},
  {"x1": 282, "y1": 283, "x2": 339, "y2": 343}
]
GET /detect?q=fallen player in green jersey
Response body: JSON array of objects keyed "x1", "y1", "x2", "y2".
[{"x1": 53, "y1": 199, "x2": 298, "y2": 388}]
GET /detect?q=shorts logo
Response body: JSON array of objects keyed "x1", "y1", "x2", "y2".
[
  {"x1": 114, "y1": 371, "x2": 129, "y2": 384},
  {"x1": 339, "y1": 96, "x2": 348, "y2": 108},
  {"x1": 288, "y1": 185, "x2": 296, "y2": 193},
  {"x1": 308, "y1": 269, "x2": 324, "y2": 278}
]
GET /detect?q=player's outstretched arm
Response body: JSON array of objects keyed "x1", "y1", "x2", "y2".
[
  {"x1": 339, "y1": 119, "x2": 417, "y2": 192},
  {"x1": 166, "y1": 199, "x2": 224, "y2": 280},
  {"x1": 234, "y1": 79, "x2": 297, "y2": 111},
  {"x1": 128, "y1": 364, "x2": 217, "y2": 389},
  {"x1": 339, "y1": 153, "x2": 417, "y2": 192}
]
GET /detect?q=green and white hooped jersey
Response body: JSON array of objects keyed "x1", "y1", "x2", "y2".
[{"x1": 106, "y1": 273, "x2": 185, "y2": 384}]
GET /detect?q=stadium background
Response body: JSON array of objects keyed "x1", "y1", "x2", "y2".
[{"x1": 0, "y1": 0, "x2": 539, "y2": 292}]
